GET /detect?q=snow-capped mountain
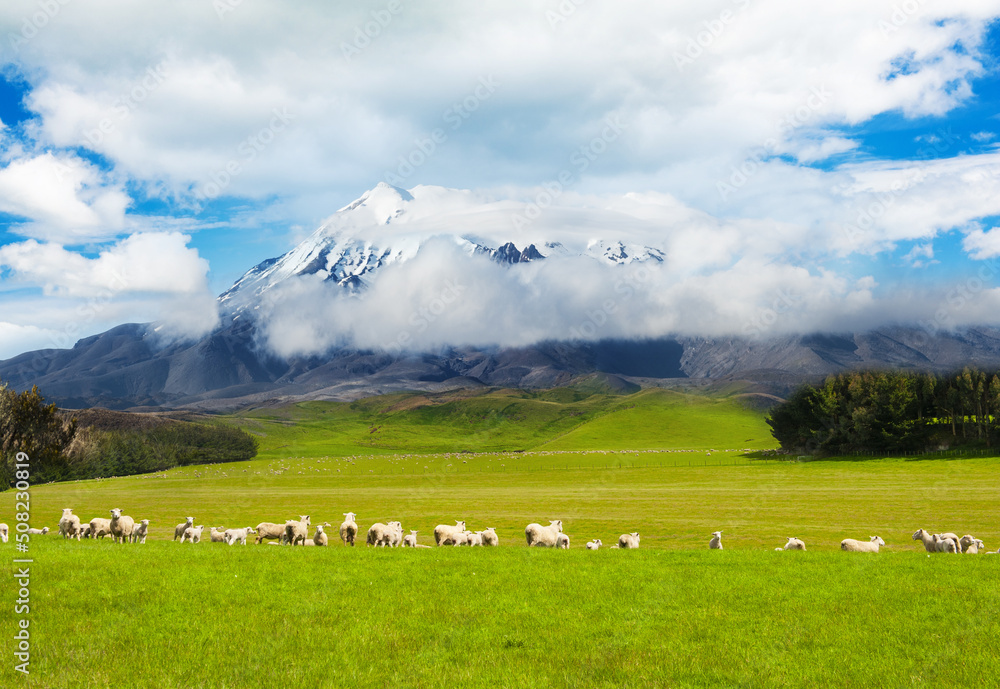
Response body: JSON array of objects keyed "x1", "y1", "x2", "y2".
[{"x1": 219, "y1": 182, "x2": 669, "y2": 314}]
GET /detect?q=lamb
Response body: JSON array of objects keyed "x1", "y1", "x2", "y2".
[
  {"x1": 340, "y1": 512, "x2": 359, "y2": 546},
  {"x1": 89, "y1": 518, "x2": 112, "y2": 540},
  {"x1": 434, "y1": 520, "x2": 467, "y2": 546},
  {"x1": 313, "y1": 524, "x2": 328, "y2": 547},
  {"x1": 109, "y1": 508, "x2": 135, "y2": 544},
  {"x1": 932, "y1": 534, "x2": 958, "y2": 553},
  {"x1": 840, "y1": 535, "x2": 885, "y2": 552},
  {"x1": 709, "y1": 531, "x2": 723, "y2": 550},
  {"x1": 782, "y1": 537, "x2": 806, "y2": 551},
  {"x1": 912, "y1": 529, "x2": 938, "y2": 553},
  {"x1": 254, "y1": 522, "x2": 287, "y2": 544},
  {"x1": 26, "y1": 527, "x2": 49, "y2": 535},
  {"x1": 285, "y1": 515, "x2": 311, "y2": 546},
  {"x1": 386, "y1": 521, "x2": 403, "y2": 547},
  {"x1": 618, "y1": 533, "x2": 640, "y2": 549},
  {"x1": 224, "y1": 527, "x2": 256, "y2": 546},
  {"x1": 963, "y1": 539, "x2": 984, "y2": 555},
  {"x1": 525, "y1": 520, "x2": 563, "y2": 547},
  {"x1": 555, "y1": 533, "x2": 570, "y2": 549},
  {"x1": 403, "y1": 530, "x2": 419, "y2": 547},
  {"x1": 451, "y1": 530, "x2": 474, "y2": 546},
  {"x1": 59, "y1": 508, "x2": 82, "y2": 540},
  {"x1": 586, "y1": 539, "x2": 602, "y2": 550},
  {"x1": 131, "y1": 519, "x2": 150, "y2": 544},
  {"x1": 467, "y1": 531, "x2": 483, "y2": 547},
  {"x1": 366, "y1": 522, "x2": 393, "y2": 547},
  {"x1": 480, "y1": 527, "x2": 499, "y2": 547},
  {"x1": 210, "y1": 527, "x2": 228, "y2": 543},
  {"x1": 181, "y1": 525, "x2": 205, "y2": 543},
  {"x1": 0, "y1": 523, "x2": 8, "y2": 543},
  {"x1": 959, "y1": 535, "x2": 978, "y2": 553},
  {"x1": 174, "y1": 517, "x2": 194, "y2": 541}
]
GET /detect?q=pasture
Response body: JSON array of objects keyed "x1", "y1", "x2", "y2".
[{"x1": 3, "y1": 386, "x2": 1000, "y2": 687}]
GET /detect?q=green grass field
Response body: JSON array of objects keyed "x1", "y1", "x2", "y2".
[{"x1": 3, "y1": 385, "x2": 1000, "y2": 687}]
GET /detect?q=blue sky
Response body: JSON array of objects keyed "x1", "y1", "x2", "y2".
[{"x1": 2, "y1": 1, "x2": 1000, "y2": 359}]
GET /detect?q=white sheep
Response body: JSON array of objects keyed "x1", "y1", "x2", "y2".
[
  {"x1": 709, "y1": 531, "x2": 723, "y2": 550},
  {"x1": 79, "y1": 524, "x2": 91, "y2": 539},
  {"x1": 403, "y1": 530, "x2": 419, "y2": 547},
  {"x1": 109, "y1": 508, "x2": 135, "y2": 544},
  {"x1": 174, "y1": 517, "x2": 194, "y2": 541},
  {"x1": 26, "y1": 527, "x2": 49, "y2": 535},
  {"x1": 254, "y1": 522, "x2": 287, "y2": 544},
  {"x1": 0, "y1": 523, "x2": 8, "y2": 543},
  {"x1": 586, "y1": 539, "x2": 602, "y2": 550},
  {"x1": 959, "y1": 535, "x2": 978, "y2": 553},
  {"x1": 964, "y1": 539, "x2": 984, "y2": 555},
  {"x1": 618, "y1": 533, "x2": 640, "y2": 549},
  {"x1": 340, "y1": 512, "x2": 358, "y2": 546},
  {"x1": 480, "y1": 527, "x2": 499, "y2": 547},
  {"x1": 224, "y1": 527, "x2": 256, "y2": 546},
  {"x1": 131, "y1": 519, "x2": 150, "y2": 544},
  {"x1": 210, "y1": 527, "x2": 228, "y2": 543},
  {"x1": 467, "y1": 531, "x2": 484, "y2": 547},
  {"x1": 912, "y1": 529, "x2": 938, "y2": 553},
  {"x1": 782, "y1": 537, "x2": 806, "y2": 551},
  {"x1": 933, "y1": 534, "x2": 958, "y2": 553},
  {"x1": 181, "y1": 525, "x2": 205, "y2": 544},
  {"x1": 556, "y1": 533, "x2": 570, "y2": 549},
  {"x1": 313, "y1": 524, "x2": 329, "y2": 547},
  {"x1": 386, "y1": 521, "x2": 404, "y2": 547},
  {"x1": 525, "y1": 520, "x2": 563, "y2": 547},
  {"x1": 59, "y1": 508, "x2": 82, "y2": 540},
  {"x1": 840, "y1": 536, "x2": 885, "y2": 552},
  {"x1": 434, "y1": 520, "x2": 467, "y2": 546},
  {"x1": 89, "y1": 518, "x2": 112, "y2": 540},
  {"x1": 285, "y1": 516, "x2": 311, "y2": 546}
]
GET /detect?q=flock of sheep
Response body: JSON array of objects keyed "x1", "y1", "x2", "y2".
[{"x1": 3, "y1": 511, "x2": 995, "y2": 555}]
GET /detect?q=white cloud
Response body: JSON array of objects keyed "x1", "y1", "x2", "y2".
[{"x1": 963, "y1": 226, "x2": 1000, "y2": 259}]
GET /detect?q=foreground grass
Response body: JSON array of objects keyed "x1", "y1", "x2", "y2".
[{"x1": 4, "y1": 541, "x2": 998, "y2": 688}]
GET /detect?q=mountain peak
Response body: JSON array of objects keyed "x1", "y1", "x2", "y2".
[{"x1": 338, "y1": 182, "x2": 414, "y2": 222}]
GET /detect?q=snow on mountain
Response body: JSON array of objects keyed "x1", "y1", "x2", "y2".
[{"x1": 219, "y1": 183, "x2": 672, "y2": 315}]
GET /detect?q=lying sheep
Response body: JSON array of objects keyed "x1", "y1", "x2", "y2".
[
  {"x1": 109, "y1": 508, "x2": 135, "y2": 544},
  {"x1": 26, "y1": 527, "x2": 49, "y2": 535},
  {"x1": 480, "y1": 527, "x2": 499, "y2": 547},
  {"x1": 131, "y1": 519, "x2": 150, "y2": 544},
  {"x1": 181, "y1": 525, "x2": 205, "y2": 544},
  {"x1": 340, "y1": 512, "x2": 358, "y2": 546},
  {"x1": 964, "y1": 539, "x2": 984, "y2": 555},
  {"x1": 313, "y1": 524, "x2": 328, "y2": 547},
  {"x1": 840, "y1": 536, "x2": 885, "y2": 552},
  {"x1": 89, "y1": 518, "x2": 112, "y2": 540},
  {"x1": 525, "y1": 520, "x2": 563, "y2": 547},
  {"x1": 285, "y1": 516, "x2": 311, "y2": 546},
  {"x1": 210, "y1": 527, "x2": 228, "y2": 543},
  {"x1": 782, "y1": 537, "x2": 806, "y2": 551},
  {"x1": 618, "y1": 533, "x2": 640, "y2": 549},
  {"x1": 435, "y1": 520, "x2": 467, "y2": 546},
  {"x1": 59, "y1": 508, "x2": 82, "y2": 540},
  {"x1": 224, "y1": 527, "x2": 256, "y2": 546},
  {"x1": 174, "y1": 517, "x2": 194, "y2": 541},
  {"x1": 959, "y1": 535, "x2": 978, "y2": 553},
  {"x1": 255, "y1": 522, "x2": 287, "y2": 544},
  {"x1": 933, "y1": 534, "x2": 958, "y2": 553},
  {"x1": 403, "y1": 530, "x2": 419, "y2": 548},
  {"x1": 0, "y1": 523, "x2": 7, "y2": 543},
  {"x1": 709, "y1": 531, "x2": 723, "y2": 550}
]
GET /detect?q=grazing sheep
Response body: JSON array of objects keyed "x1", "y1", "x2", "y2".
[
  {"x1": 89, "y1": 518, "x2": 112, "y2": 540},
  {"x1": 434, "y1": 520, "x2": 467, "y2": 546},
  {"x1": 840, "y1": 536, "x2": 885, "y2": 552},
  {"x1": 174, "y1": 517, "x2": 194, "y2": 541},
  {"x1": 224, "y1": 527, "x2": 256, "y2": 546},
  {"x1": 709, "y1": 531, "x2": 723, "y2": 550},
  {"x1": 285, "y1": 516, "x2": 311, "y2": 546},
  {"x1": 783, "y1": 537, "x2": 806, "y2": 551},
  {"x1": 556, "y1": 533, "x2": 570, "y2": 549},
  {"x1": 0, "y1": 523, "x2": 8, "y2": 543},
  {"x1": 181, "y1": 525, "x2": 205, "y2": 544},
  {"x1": 618, "y1": 533, "x2": 640, "y2": 549},
  {"x1": 912, "y1": 529, "x2": 938, "y2": 553},
  {"x1": 26, "y1": 527, "x2": 49, "y2": 535},
  {"x1": 254, "y1": 522, "x2": 287, "y2": 544},
  {"x1": 933, "y1": 534, "x2": 958, "y2": 553},
  {"x1": 480, "y1": 527, "x2": 499, "y2": 547},
  {"x1": 525, "y1": 520, "x2": 563, "y2": 547},
  {"x1": 313, "y1": 524, "x2": 328, "y2": 547},
  {"x1": 59, "y1": 509, "x2": 82, "y2": 540},
  {"x1": 210, "y1": 527, "x2": 228, "y2": 543},
  {"x1": 130, "y1": 519, "x2": 150, "y2": 544},
  {"x1": 109, "y1": 508, "x2": 135, "y2": 544},
  {"x1": 403, "y1": 530, "x2": 419, "y2": 547},
  {"x1": 586, "y1": 539, "x2": 602, "y2": 550},
  {"x1": 340, "y1": 512, "x2": 358, "y2": 546}
]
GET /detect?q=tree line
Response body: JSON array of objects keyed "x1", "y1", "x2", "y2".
[
  {"x1": 1, "y1": 383, "x2": 258, "y2": 487},
  {"x1": 766, "y1": 368, "x2": 1000, "y2": 454}
]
